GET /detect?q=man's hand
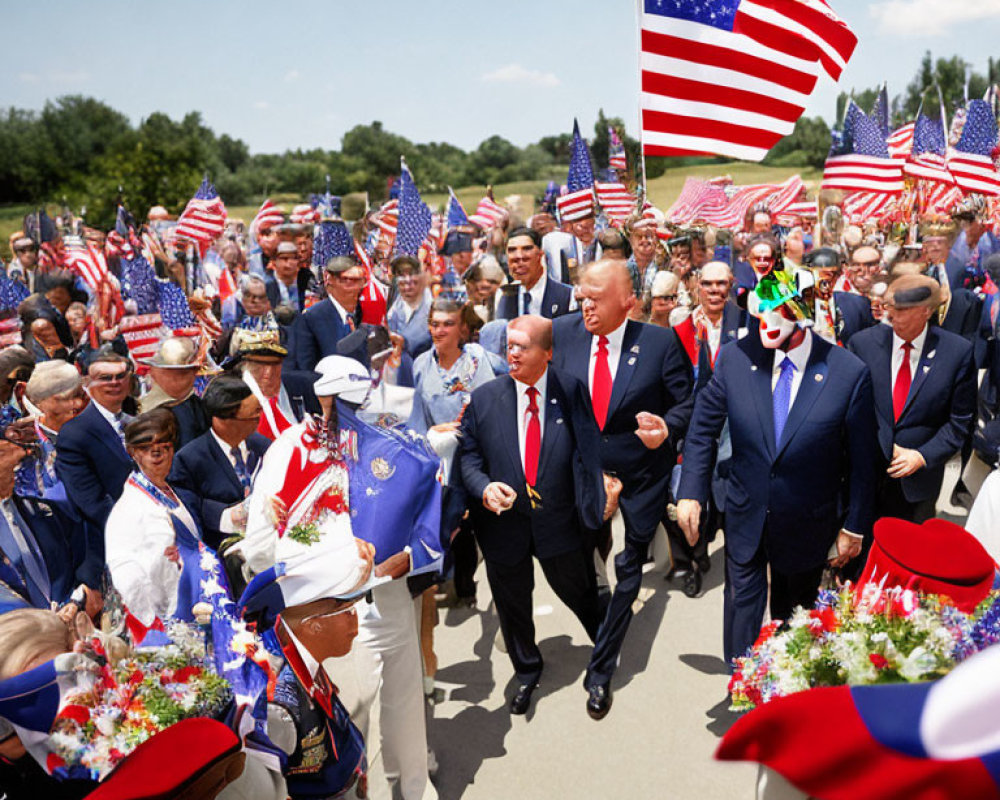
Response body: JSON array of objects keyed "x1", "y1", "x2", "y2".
[
  {"x1": 828, "y1": 530, "x2": 863, "y2": 569},
  {"x1": 602, "y1": 473, "x2": 622, "y2": 521},
  {"x1": 374, "y1": 548, "x2": 412, "y2": 579},
  {"x1": 888, "y1": 444, "x2": 925, "y2": 479},
  {"x1": 388, "y1": 332, "x2": 405, "y2": 368},
  {"x1": 676, "y1": 499, "x2": 702, "y2": 546},
  {"x1": 483, "y1": 482, "x2": 517, "y2": 515},
  {"x1": 57, "y1": 603, "x2": 80, "y2": 625},
  {"x1": 635, "y1": 412, "x2": 668, "y2": 450},
  {"x1": 268, "y1": 496, "x2": 288, "y2": 529},
  {"x1": 164, "y1": 545, "x2": 181, "y2": 566},
  {"x1": 229, "y1": 501, "x2": 249, "y2": 532}
]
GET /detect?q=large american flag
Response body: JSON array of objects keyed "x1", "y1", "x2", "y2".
[
  {"x1": 394, "y1": 158, "x2": 433, "y2": 257},
  {"x1": 250, "y1": 199, "x2": 285, "y2": 237},
  {"x1": 842, "y1": 190, "x2": 897, "y2": 224},
  {"x1": 666, "y1": 174, "x2": 804, "y2": 229},
  {"x1": 639, "y1": 0, "x2": 857, "y2": 161},
  {"x1": 886, "y1": 122, "x2": 915, "y2": 159},
  {"x1": 595, "y1": 182, "x2": 635, "y2": 223},
  {"x1": 947, "y1": 99, "x2": 1000, "y2": 196},
  {"x1": 62, "y1": 235, "x2": 110, "y2": 294},
  {"x1": 823, "y1": 101, "x2": 904, "y2": 193},
  {"x1": 905, "y1": 112, "x2": 953, "y2": 185},
  {"x1": 175, "y1": 178, "x2": 227, "y2": 246},
  {"x1": 556, "y1": 120, "x2": 596, "y2": 221}
]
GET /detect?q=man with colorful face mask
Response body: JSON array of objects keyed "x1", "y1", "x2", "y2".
[{"x1": 676, "y1": 277, "x2": 878, "y2": 666}]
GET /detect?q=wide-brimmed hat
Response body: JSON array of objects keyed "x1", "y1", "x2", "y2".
[{"x1": 141, "y1": 337, "x2": 199, "y2": 369}]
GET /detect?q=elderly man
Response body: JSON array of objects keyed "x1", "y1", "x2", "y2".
[
  {"x1": 265, "y1": 241, "x2": 313, "y2": 315},
  {"x1": 673, "y1": 262, "x2": 741, "y2": 386},
  {"x1": 551, "y1": 259, "x2": 692, "y2": 719},
  {"x1": 836, "y1": 245, "x2": 880, "y2": 296},
  {"x1": 293, "y1": 254, "x2": 365, "y2": 371},
  {"x1": 139, "y1": 337, "x2": 210, "y2": 449},
  {"x1": 648, "y1": 272, "x2": 681, "y2": 328},
  {"x1": 849, "y1": 274, "x2": 977, "y2": 522},
  {"x1": 386, "y1": 254, "x2": 433, "y2": 360},
  {"x1": 626, "y1": 217, "x2": 660, "y2": 299},
  {"x1": 496, "y1": 227, "x2": 574, "y2": 320},
  {"x1": 461, "y1": 315, "x2": 613, "y2": 715}
]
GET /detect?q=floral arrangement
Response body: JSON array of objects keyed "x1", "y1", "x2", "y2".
[
  {"x1": 46, "y1": 620, "x2": 232, "y2": 781},
  {"x1": 285, "y1": 485, "x2": 349, "y2": 544},
  {"x1": 729, "y1": 582, "x2": 1000, "y2": 711}
]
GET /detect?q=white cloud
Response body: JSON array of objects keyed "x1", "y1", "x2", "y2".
[
  {"x1": 284, "y1": 69, "x2": 300, "y2": 82},
  {"x1": 481, "y1": 63, "x2": 560, "y2": 88},
  {"x1": 869, "y1": 0, "x2": 1000, "y2": 36},
  {"x1": 253, "y1": 101, "x2": 269, "y2": 110}
]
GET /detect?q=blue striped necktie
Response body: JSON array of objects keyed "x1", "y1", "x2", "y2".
[
  {"x1": 231, "y1": 446, "x2": 252, "y2": 496},
  {"x1": 772, "y1": 357, "x2": 796, "y2": 446}
]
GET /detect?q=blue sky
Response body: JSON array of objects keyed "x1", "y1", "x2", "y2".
[{"x1": 3, "y1": 0, "x2": 998, "y2": 154}]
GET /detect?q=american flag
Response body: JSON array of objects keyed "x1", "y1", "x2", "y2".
[
  {"x1": 0, "y1": 316, "x2": 21, "y2": 348},
  {"x1": 922, "y1": 183, "x2": 963, "y2": 216},
  {"x1": 62, "y1": 235, "x2": 110, "y2": 294},
  {"x1": 609, "y1": 126, "x2": 628, "y2": 171},
  {"x1": 468, "y1": 195, "x2": 509, "y2": 230},
  {"x1": 823, "y1": 101, "x2": 904, "y2": 193},
  {"x1": 639, "y1": 0, "x2": 857, "y2": 162},
  {"x1": 595, "y1": 182, "x2": 635, "y2": 223},
  {"x1": 905, "y1": 112, "x2": 953, "y2": 184},
  {"x1": 774, "y1": 198, "x2": 817, "y2": 227},
  {"x1": 175, "y1": 178, "x2": 227, "y2": 246},
  {"x1": 313, "y1": 220, "x2": 355, "y2": 268},
  {"x1": 666, "y1": 174, "x2": 804, "y2": 229},
  {"x1": 394, "y1": 158, "x2": 433, "y2": 257},
  {"x1": 446, "y1": 188, "x2": 469, "y2": 228},
  {"x1": 556, "y1": 120, "x2": 596, "y2": 221},
  {"x1": 0, "y1": 272, "x2": 29, "y2": 345},
  {"x1": 887, "y1": 122, "x2": 915, "y2": 159},
  {"x1": 371, "y1": 199, "x2": 399, "y2": 237},
  {"x1": 870, "y1": 84, "x2": 890, "y2": 140},
  {"x1": 290, "y1": 203, "x2": 320, "y2": 225},
  {"x1": 842, "y1": 190, "x2": 896, "y2": 223},
  {"x1": 947, "y1": 99, "x2": 1000, "y2": 196},
  {"x1": 251, "y1": 199, "x2": 285, "y2": 237}
]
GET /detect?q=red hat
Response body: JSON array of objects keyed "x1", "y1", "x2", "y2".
[
  {"x1": 85, "y1": 718, "x2": 244, "y2": 800},
  {"x1": 856, "y1": 517, "x2": 995, "y2": 613}
]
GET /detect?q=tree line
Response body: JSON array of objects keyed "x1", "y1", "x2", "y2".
[{"x1": 0, "y1": 52, "x2": 993, "y2": 228}]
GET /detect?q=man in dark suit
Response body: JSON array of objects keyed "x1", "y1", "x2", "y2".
[
  {"x1": 551, "y1": 260, "x2": 693, "y2": 719},
  {"x1": 169, "y1": 375, "x2": 270, "y2": 551},
  {"x1": 264, "y1": 241, "x2": 315, "y2": 315},
  {"x1": 55, "y1": 351, "x2": 135, "y2": 610},
  {"x1": 461, "y1": 315, "x2": 615, "y2": 715},
  {"x1": 137, "y1": 337, "x2": 210, "y2": 449},
  {"x1": 677, "y1": 280, "x2": 878, "y2": 665},
  {"x1": 495, "y1": 227, "x2": 575, "y2": 321},
  {"x1": 293, "y1": 255, "x2": 365, "y2": 372},
  {"x1": 849, "y1": 274, "x2": 977, "y2": 522}
]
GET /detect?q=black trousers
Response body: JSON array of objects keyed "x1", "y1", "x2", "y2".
[
  {"x1": 723, "y1": 541, "x2": 825, "y2": 666},
  {"x1": 877, "y1": 476, "x2": 936, "y2": 524},
  {"x1": 452, "y1": 514, "x2": 478, "y2": 599},
  {"x1": 485, "y1": 546, "x2": 601, "y2": 685}
]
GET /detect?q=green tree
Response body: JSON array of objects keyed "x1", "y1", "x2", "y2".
[
  {"x1": 901, "y1": 53, "x2": 991, "y2": 119},
  {"x1": 764, "y1": 116, "x2": 831, "y2": 168}
]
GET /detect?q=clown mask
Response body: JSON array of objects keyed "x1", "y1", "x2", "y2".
[{"x1": 759, "y1": 305, "x2": 798, "y2": 349}]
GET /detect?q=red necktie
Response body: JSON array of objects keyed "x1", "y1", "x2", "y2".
[
  {"x1": 524, "y1": 386, "x2": 541, "y2": 485},
  {"x1": 893, "y1": 341, "x2": 913, "y2": 421},
  {"x1": 592, "y1": 335, "x2": 612, "y2": 429}
]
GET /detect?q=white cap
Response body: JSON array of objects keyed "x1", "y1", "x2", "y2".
[{"x1": 313, "y1": 355, "x2": 372, "y2": 403}]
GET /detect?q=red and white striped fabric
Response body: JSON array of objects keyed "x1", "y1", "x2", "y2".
[
  {"x1": 905, "y1": 151, "x2": 954, "y2": 184},
  {"x1": 947, "y1": 149, "x2": 1000, "y2": 196},
  {"x1": 595, "y1": 182, "x2": 635, "y2": 222},
  {"x1": 842, "y1": 191, "x2": 896, "y2": 223},
  {"x1": 175, "y1": 194, "x2": 227, "y2": 246},
  {"x1": 887, "y1": 122, "x2": 915, "y2": 159},
  {"x1": 555, "y1": 188, "x2": 595, "y2": 223},
  {"x1": 62, "y1": 236, "x2": 109, "y2": 294},
  {"x1": 290, "y1": 204, "x2": 320, "y2": 225},
  {"x1": 0, "y1": 317, "x2": 21, "y2": 348},
  {"x1": 822, "y1": 154, "x2": 905, "y2": 193},
  {"x1": 251, "y1": 200, "x2": 285, "y2": 236},
  {"x1": 371, "y1": 199, "x2": 399, "y2": 237},
  {"x1": 922, "y1": 183, "x2": 963, "y2": 216},
  {"x1": 667, "y1": 175, "x2": 804, "y2": 229},
  {"x1": 469, "y1": 196, "x2": 509, "y2": 229},
  {"x1": 640, "y1": 0, "x2": 857, "y2": 162},
  {"x1": 666, "y1": 178, "x2": 729, "y2": 223},
  {"x1": 119, "y1": 314, "x2": 201, "y2": 370},
  {"x1": 774, "y1": 199, "x2": 817, "y2": 226}
]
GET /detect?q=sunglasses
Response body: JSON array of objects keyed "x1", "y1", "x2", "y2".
[{"x1": 655, "y1": 294, "x2": 678, "y2": 301}]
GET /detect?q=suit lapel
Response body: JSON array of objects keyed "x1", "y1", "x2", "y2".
[
  {"x1": 208, "y1": 437, "x2": 243, "y2": 495},
  {"x1": 870, "y1": 326, "x2": 895, "y2": 430},
  {"x1": 899, "y1": 326, "x2": 938, "y2": 421},
  {"x1": 537, "y1": 372, "x2": 564, "y2": 480},
  {"x1": 568, "y1": 318, "x2": 592, "y2": 390},
  {"x1": 747, "y1": 341, "x2": 777, "y2": 461},
  {"x1": 774, "y1": 336, "x2": 829, "y2": 461},
  {"x1": 498, "y1": 379, "x2": 525, "y2": 484},
  {"x1": 606, "y1": 321, "x2": 641, "y2": 423},
  {"x1": 89, "y1": 405, "x2": 129, "y2": 464}
]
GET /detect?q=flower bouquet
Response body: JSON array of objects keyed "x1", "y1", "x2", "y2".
[
  {"x1": 46, "y1": 620, "x2": 233, "y2": 781},
  {"x1": 729, "y1": 581, "x2": 1000, "y2": 711}
]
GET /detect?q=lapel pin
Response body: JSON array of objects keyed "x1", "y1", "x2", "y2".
[
  {"x1": 815, "y1": 374, "x2": 823, "y2": 382},
  {"x1": 551, "y1": 304, "x2": 558, "y2": 314},
  {"x1": 927, "y1": 350, "x2": 936, "y2": 359},
  {"x1": 923, "y1": 365, "x2": 930, "y2": 373},
  {"x1": 750, "y1": 365, "x2": 758, "y2": 371},
  {"x1": 556, "y1": 418, "x2": 564, "y2": 425},
  {"x1": 630, "y1": 345, "x2": 640, "y2": 353},
  {"x1": 550, "y1": 398, "x2": 557, "y2": 405},
  {"x1": 628, "y1": 357, "x2": 636, "y2": 365}
]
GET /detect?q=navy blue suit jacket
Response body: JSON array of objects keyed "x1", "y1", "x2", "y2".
[
  {"x1": 460, "y1": 368, "x2": 605, "y2": 566},
  {"x1": 551, "y1": 315, "x2": 693, "y2": 539},
  {"x1": 169, "y1": 431, "x2": 271, "y2": 551},
  {"x1": 54, "y1": 402, "x2": 134, "y2": 531},
  {"x1": 281, "y1": 370, "x2": 323, "y2": 420},
  {"x1": 265, "y1": 269, "x2": 314, "y2": 314},
  {"x1": 849, "y1": 324, "x2": 977, "y2": 503},
  {"x1": 495, "y1": 278, "x2": 575, "y2": 321},
  {"x1": 292, "y1": 297, "x2": 362, "y2": 372},
  {"x1": 679, "y1": 332, "x2": 878, "y2": 573},
  {"x1": 938, "y1": 288, "x2": 984, "y2": 352},
  {"x1": 833, "y1": 291, "x2": 876, "y2": 346}
]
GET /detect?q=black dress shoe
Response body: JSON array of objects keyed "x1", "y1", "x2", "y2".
[
  {"x1": 586, "y1": 684, "x2": 613, "y2": 720},
  {"x1": 682, "y1": 569, "x2": 702, "y2": 598},
  {"x1": 697, "y1": 555, "x2": 712, "y2": 574},
  {"x1": 510, "y1": 682, "x2": 538, "y2": 715}
]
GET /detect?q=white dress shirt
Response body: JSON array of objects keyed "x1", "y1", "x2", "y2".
[
  {"x1": 771, "y1": 328, "x2": 813, "y2": 407},
  {"x1": 211, "y1": 429, "x2": 250, "y2": 535},
  {"x1": 588, "y1": 319, "x2": 629, "y2": 395},
  {"x1": 891, "y1": 325, "x2": 927, "y2": 390},
  {"x1": 329, "y1": 296, "x2": 353, "y2": 326},
  {"x1": 518, "y1": 273, "x2": 549, "y2": 317},
  {"x1": 514, "y1": 369, "x2": 548, "y2": 474}
]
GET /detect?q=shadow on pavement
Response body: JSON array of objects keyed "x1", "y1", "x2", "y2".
[
  {"x1": 705, "y1": 696, "x2": 742, "y2": 738},
  {"x1": 429, "y1": 704, "x2": 512, "y2": 800},
  {"x1": 435, "y1": 601, "x2": 501, "y2": 706},
  {"x1": 679, "y1": 653, "x2": 730, "y2": 675}
]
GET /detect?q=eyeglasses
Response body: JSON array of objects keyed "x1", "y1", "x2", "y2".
[
  {"x1": 14, "y1": 246, "x2": 37, "y2": 255},
  {"x1": 749, "y1": 254, "x2": 775, "y2": 262},
  {"x1": 91, "y1": 370, "x2": 130, "y2": 383},
  {"x1": 301, "y1": 603, "x2": 358, "y2": 623},
  {"x1": 654, "y1": 294, "x2": 678, "y2": 301}
]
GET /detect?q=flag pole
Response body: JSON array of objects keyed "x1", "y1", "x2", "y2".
[{"x1": 635, "y1": 0, "x2": 647, "y2": 206}]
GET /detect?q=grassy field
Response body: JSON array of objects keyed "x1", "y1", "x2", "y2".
[{"x1": 0, "y1": 161, "x2": 822, "y2": 260}]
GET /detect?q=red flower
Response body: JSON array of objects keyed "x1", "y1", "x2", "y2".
[
  {"x1": 172, "y1": 666, "x2": 202, "y2": 684},
  {"x1": 869, "y1": 653, "x2": 889, "y2": 670},
  {"x1": 810, "y1": 607, "x2": 840, "y2": 633},
  {"x1": 57, "y1": 705, "x2": 90, "y2": 726},
  {"x1": 753, "y1": 621, "x2": 780, "y2": 648},
  {"x1": 128, "y1": 669, "x2": 144, "y2": 686}
]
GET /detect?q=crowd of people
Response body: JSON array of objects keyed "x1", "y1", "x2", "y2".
[{"x1": 0, "y1": 170, "x2": 998, "y2": 799}]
